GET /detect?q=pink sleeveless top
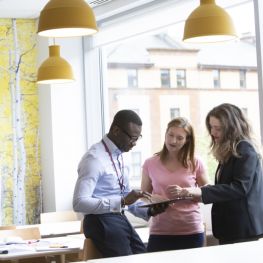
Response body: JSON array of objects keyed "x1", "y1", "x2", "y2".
[{"x1": 142, "y1": 155, "x2": 205, "y2": 235}]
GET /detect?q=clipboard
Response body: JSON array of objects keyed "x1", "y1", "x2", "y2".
[{"x1": 138, "y1": 196, "x2": 193, "y2": 208}]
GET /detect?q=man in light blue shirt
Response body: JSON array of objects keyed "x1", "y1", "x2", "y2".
[{"x1": 73, "y1": 110, "x2": 165, "y2": 257}]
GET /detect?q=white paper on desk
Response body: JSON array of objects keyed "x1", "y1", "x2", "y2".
[
  {"x1": 0, "y1": 244, "x2": 35, "y2": 253},
  {"x1": 35, "y1": 246, "x2": 80, "y2": 252},
  {"x1": 0, "y1": 237, "x2": 27, "y2": 245}
]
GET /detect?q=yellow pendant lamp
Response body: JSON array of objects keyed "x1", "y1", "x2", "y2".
[
  {"x1": 38, "y1": 0, "x2": 98, "y2": 37},
  {"x1": 37, "y1": 45, "x2": 74, "y2": 84},
  {"x1": 183, "y1": 0, "x2": 237, "y2": 43}
]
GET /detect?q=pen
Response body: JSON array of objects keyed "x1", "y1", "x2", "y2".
[{"x1": 28, "y1": 240, "x2": 40, "y2": 244}]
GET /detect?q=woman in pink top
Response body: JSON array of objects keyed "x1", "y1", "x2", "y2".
[{"x1": 141, "y1": 117, "x2": 209, "y2": 252}]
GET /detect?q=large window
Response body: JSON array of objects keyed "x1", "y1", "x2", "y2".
[
  {"x1": 213, "y1": 69, "x2": 221, "y2": 89},
  {"x1": 160, "y1": 68, "x2": 171, "y2": 88},
  {"x1": 240, "y1": 69, "x2": 247, "y2": 89},
  {"x1": 170, "y1": 108, "x2": 180, "y2": 119},
  {"x1": 86, "y1": 0, "x2": 260, "y2": 185},
  {"x1": 176, "y1": 69, "x2": 186, "y2": 88},
  {"x1": 127, "y1": 69, "x2": 138, "y2": 88}
]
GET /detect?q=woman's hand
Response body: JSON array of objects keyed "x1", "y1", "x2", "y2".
[
  {"x1": 166, "y1": 185, "x2": 184, "y2": 198},
  {"x1": 166, "y1": 185, "x2": 202, "y2": 202}
]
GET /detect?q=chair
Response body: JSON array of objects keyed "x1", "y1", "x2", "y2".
[
  {"x1": 0, "y1": 225, "x2": 16, "y2": 230},
  {"x1": 65, "y1": 220, "x2": 102, "y2": 262},
  {"x1": 79, "y1": 219, "x2": 102, "y2": 260},
  {"x1": 40, "y1": 210, "x2": 78, "y2": 223},
  {"x1": 0, "y1": 227, "x2": 41, "y2": 239},
  {"x1": 81, "y1": 238, "x2": 102, "y2": 260}
]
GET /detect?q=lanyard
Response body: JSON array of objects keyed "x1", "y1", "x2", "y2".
[{"x1": 102, "y1": 140, "x2": 125, "y2": 194}]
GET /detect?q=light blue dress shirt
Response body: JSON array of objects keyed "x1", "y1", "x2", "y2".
[{"x1": 73, "y1": 135, "x2": 149, "y2": 220}]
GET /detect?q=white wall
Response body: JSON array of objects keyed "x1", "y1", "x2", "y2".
[{"x1": 37, "y1": 37, "x2": 87, "y2": 212}]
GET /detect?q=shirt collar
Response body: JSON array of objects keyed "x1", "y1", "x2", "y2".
[{"x1": 102, "y1": 135, "x2": 122, "y2": 156}]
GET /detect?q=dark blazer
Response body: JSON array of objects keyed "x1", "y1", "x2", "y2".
[{"x1": 202, "y1": 140, "x2": 263, "y2": 243}]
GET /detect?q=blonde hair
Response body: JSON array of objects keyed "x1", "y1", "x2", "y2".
[{"x1": 156, "y1": 117, "x2": 196, "y2": 171}]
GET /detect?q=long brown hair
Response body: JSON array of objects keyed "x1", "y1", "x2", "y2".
[
  {"x1": 205, "y1": 103, "x2": 259, "y2": 162},
  {"x1": 156, "y1": 117, "x2": 196, "y2": 171}
]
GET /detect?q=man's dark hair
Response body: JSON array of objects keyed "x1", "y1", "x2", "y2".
[{"x1": 110, "y1": 109, "x2": 142, "y2": 130}]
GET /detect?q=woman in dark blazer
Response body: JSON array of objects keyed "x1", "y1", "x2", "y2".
[{"x1": 175, "y1": 103, "x2": 263, "y2": 244}]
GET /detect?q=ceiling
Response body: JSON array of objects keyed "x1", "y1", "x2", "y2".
[
  {"x1": 0, "y1": 0, "x2": 113, "y2": 19},
  {"x1": 0, "y1": 0, "x2": 251, "y2": 26}
]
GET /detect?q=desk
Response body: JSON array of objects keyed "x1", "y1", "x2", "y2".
[
  {"x1": 70, "y1": 239, "x2": 263, "y2": 263},
  {"x1": 0, "y1": 235, "x2": 83, "y2": 263},
  {"x1": 17, "y1": 221, "x2": 82, "y2": 238},
  {"x1": 17, "y1": 221, "x2": 148, "y2": 241}
]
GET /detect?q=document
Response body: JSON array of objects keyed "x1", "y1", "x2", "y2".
[
  {"x1": 35, "y1": 245, "x2": 79, "y2": 251},
  {"x1": 0, "y1": 236, "x2": 27, "y2": 245},
  {"x1": 0, "y1": 244, "x2": 35, "y2": 253}
]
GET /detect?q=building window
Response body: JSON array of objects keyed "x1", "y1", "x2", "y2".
[
  {"x1": 213, "y1": 69, "x2": 221, "y2": 88},
  {"x1": 130, "y1": 152, "x2": 141, "y2": 180},
  {"x1": 170, "y1": 108, "x2": 180, "y2": 119},
  {"x1": 127, "y1": 69, "x2": 138, "y2": 88},
  {"x1": 240, "y1": 70, "x2": 247, "y2": 89},
  {"x1": 98, "y1": 0, "x2": 259, "y2": 188},
  {"x1": 161, "y1": 68, "x2": 170, "y2": 88},
  {"x1": 176, "y1": 69, "x2": 186, "y2": 88}
]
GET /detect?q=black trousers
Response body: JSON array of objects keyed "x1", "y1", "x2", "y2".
[
  {"x1": 147, "y1": 233, "x2": 205, "y2": 252},
  {"x1": 83, "y1": 213, "x2": 146, "y2": 257}
]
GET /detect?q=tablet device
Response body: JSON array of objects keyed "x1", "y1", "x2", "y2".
[{"x1": 138, "y1": 196, "x2": 193, "y2": 208}]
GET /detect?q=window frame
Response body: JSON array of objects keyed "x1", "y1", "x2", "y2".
[
  {"x1": 212, "y1": 69, "x2": 221, "y2": 89},
  {"x1": 160, "y1": 68, "x2": 171, "y2": 88},
  {"x1": 176, "y1": 69, "x2": 186, "y2": 88},
  {"x1": 127, "y1": 69, "x2": 138, "y2": 88},
  {"x1": 83, "y1": 0, "x2": 263, "y2": 145},
  {"x1": 170, "y1": 107, "x2": 181, "y2": 119},
  {"x1": 239, "y1": 69, "x2": 247, "y2": 89}
]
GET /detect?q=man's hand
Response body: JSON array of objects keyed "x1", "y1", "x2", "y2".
[
  {"x1": 147, "y1": 203, "x2": 168, "y2": 217},
  {"x1": 123, "y1": 190, "x2": 152, "y2": 206}
]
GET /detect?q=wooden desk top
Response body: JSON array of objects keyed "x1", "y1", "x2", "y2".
[
  {"x1": 16, "y1": 221, "x2": 148, "y2": 241},
  {"x1": 17, "y1": 220, "x2": 82, "y2": 238},
  {"x1": 70, "y1": 239, "x2": 263, "y2": 263},
  {"x1": 0, "y1": 235, "x2": 83, "y2": 261}
]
